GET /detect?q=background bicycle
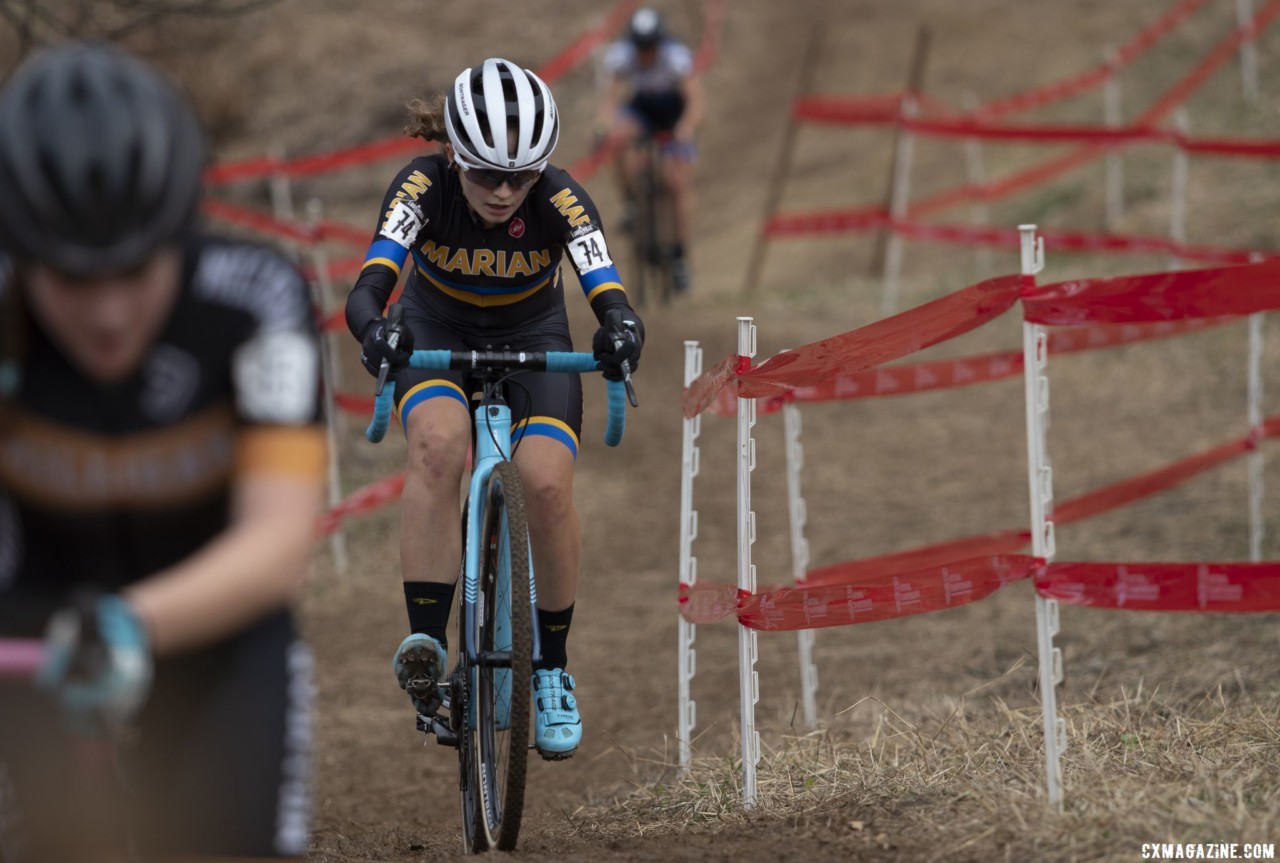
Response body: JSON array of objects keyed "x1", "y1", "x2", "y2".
[
  {"x1": 366, "y1": 314, "x2": 631, "y2": 854},
  {"x1": 627, "y1": 132, "x2": 682, "y2": 308}
]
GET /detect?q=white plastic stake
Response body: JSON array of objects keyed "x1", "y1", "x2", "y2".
[
  {"x1": 882, "y1": 96, "x2": 917, "y2": 316},
  {"x1": 1021, "y1": 225, "x2": 1064, "y2": 810},
  {"x1": 1168, "y1": 109, "x2": 1190, "y2": 270},
  {"x1": 304, "y1": 199, "x2": 348, "y2": 576},
  {"x1": 783, "y1": 398, "x2": 818, "y2": 728},
  {"x1": 1103, "y1": 51, "x2": 1124, "y2": 230},
  {"x1": 1248, "y1": 315, "x2": 1265, "y2": 561},
  {"x1": 1237, "y1": 0, "x2": 1260, "y2": 104},
  {"x1": 678, "y1": 340, "x2": 704, "y2": 773},
  {"x1": 269, "y1": 143, "x2": 301, "y2": 263},
  {"x1": 962, "y1": 92, "x2": 994, "y2": 278},
  {"x1": 736, "y1": 317, "x2": 760, "y2": 809}
]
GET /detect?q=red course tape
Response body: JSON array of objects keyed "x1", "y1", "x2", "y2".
[
  {"x1": 1037, "y1": 561, "x2": 1280, "y2": 611},
  {"x1": 679, "y1": 554, "x2": 1036, "y2": 631},
  {"x1": 1023, "y1": 258, "x2": 1280, "y2": 325}
]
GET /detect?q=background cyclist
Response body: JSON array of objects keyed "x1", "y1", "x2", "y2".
[
  {"x1": 0, "y1": 42, "x2": 326, "y2": 863},
  {"x1": 597, "y1": 5, "x2": 704, "y2": 293},
  {"x1": 344, "y1": 58, "x2": 643, "y2": 761}
]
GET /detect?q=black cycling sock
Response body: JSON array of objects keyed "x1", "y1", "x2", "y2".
[
  {"x1": 404, "y1": 581, "x2": 455, "y2": 649},
  {"x1": 535, "y1": 604, "x2": 574, "y2": 672},
  {"x1": 672, "y1": 243, "x2": 686, "y2": 260}
]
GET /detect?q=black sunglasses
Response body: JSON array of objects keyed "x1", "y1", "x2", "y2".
[{"x1": 461, "y1": 166, "x2": 542, "y2": 191}]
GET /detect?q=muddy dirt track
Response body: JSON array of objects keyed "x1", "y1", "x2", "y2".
[{"x1": 176, "y1": 0, "x2": 1280, "y2": 859}]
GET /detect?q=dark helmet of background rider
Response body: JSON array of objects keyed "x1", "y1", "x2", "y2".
[{"x1": 0, "y1": 42, "x2": 207, "y2": 277}]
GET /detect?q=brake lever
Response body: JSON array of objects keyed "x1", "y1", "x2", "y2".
[
  {"x1": 610, "y1": 332, "x2": 640, "y2": 407},
  {"x1": 376, "y1": 304, "x2": 405, "y2": 396},
  {"x1": 619, "y1": 360, "x2": 639, "y2": 407}
]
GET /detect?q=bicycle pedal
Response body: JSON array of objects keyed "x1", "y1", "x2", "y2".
[
  {"x1": 406, "y1": 674, "x2": 441, "y2": 700},
  {"x1": 532, "y1": 744, "x2": 576, "y2": 762}
]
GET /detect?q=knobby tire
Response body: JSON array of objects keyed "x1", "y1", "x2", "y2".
[{"x1": 472, "y1": 460, "x2": 531, "y2": 852}]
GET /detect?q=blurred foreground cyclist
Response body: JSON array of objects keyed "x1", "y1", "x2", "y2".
[
  {"x1": 0, "y1": 42, "x2": 325, "y2": 862},
  {"x1": 345, "y1": 57, "x2": 643, "y2": 760}
]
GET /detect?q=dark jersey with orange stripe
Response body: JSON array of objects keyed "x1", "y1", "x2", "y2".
[
  {"x1": 345, "y1": 154, "x2": 634, "y2": 339},
  {"x1": 0, "y1": 235, "x2": 326, "y2": 600}
]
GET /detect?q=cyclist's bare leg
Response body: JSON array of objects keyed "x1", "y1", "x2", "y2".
[
  {"x1": 401, "y1": 396, "x2": 472, "y2": 586},
  {"x1": 513, "y1": 437, "x2": 580, "y2": 612},
  {"x1": 516, "y1": 436, "x2": 583, "y2": 755}
]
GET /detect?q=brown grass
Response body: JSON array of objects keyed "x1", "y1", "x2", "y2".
[{"x1": 572, "y1": 680, "x2": 1280, "y2": 862}]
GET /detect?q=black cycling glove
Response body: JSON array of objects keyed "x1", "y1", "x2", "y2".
[
  {"x1": 592, "y1": 308, "x2": 644, "y2": 381},
  {"x1": 360, "y1": 316, "x2": 415, "y2": 377}
]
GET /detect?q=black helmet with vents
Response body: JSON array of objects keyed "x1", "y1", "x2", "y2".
[{"x1": 0, "y1": 42, "x2": 207, "y2": 276}]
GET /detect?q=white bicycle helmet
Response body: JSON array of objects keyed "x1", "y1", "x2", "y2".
[
  {"x1": 629, "y1": 7, "x2": 665, "y2": 47},
  {"x1": 445, "y1": 58, "x2": 559, "y2": 174}
]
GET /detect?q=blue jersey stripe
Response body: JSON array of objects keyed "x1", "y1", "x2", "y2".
[
  {"x1": 578, "y1": 264, "x2": 623, "y2": 292},
  {"x1": 365, "y1": 238, "x2": 409, "y2": 267}
]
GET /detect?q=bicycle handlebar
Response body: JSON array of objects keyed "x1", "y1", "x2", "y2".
[
  {"x1": 0, "y1": 638, "x2": 45, "y2": 679},
  {"x1": 366, "y1": 350, "x2": 628, "y2": 446}
]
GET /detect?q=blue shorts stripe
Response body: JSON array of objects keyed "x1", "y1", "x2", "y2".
[
  {"x1": 512, "y1": 419, "x2": 579, "y2": 457},
  {"x1": 397, "y1": 379, "x2": 469, "y2": 429}
]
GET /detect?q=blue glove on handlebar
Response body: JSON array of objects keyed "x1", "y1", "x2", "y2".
[{"x1": 37, "y1": 593, "x2": 152, "y2": 732}]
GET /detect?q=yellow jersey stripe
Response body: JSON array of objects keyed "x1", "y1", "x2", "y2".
[
  {"x1": 585, "y1": 281, "x2": 626, "y2": 303},
  {"x1": 416, "y1": 266, "x2": 553, "y2": 307},
  {"x1": 362, "y1": 256, "x2": 403, "y2": 277}
]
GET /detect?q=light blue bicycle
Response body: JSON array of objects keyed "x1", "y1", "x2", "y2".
[{"x1": 365, "y1": 306, "x2": 633, "y2": 853}]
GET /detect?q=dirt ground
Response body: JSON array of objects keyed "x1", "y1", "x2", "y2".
[{"x1": 148, "y1": 0, "x2": 1280, "y2": 859}]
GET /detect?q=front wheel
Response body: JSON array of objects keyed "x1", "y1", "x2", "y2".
[{"x1": 469, "y1": 461, "x2": 531, "y2": 852}]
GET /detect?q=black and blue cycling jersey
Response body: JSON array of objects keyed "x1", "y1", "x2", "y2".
[
  {"x1": 346, "y1": 153, "x2": 632, "y2": 337},
  {"x1": 345, "y1": 153, "x2": 638, "y2": 451}
]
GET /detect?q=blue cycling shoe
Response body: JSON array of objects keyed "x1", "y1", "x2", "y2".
[
  {"x1": 532, "y1": 669, "x2": 581, "y2": 760},
  {"x1": 392, "y1": 633, "x2": 447, "y2": 715}
]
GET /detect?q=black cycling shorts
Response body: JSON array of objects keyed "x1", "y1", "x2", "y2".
[
  {"x1": 393, "y1": 296, "x2": 585, "y2": 458},
  {"x1": 627, "y1": 89, "x2": 687, "y2": 134}
]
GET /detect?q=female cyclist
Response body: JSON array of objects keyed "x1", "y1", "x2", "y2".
[
  {"x1": 597, "y1": 6, "x2": 704, "y2": 293},
  {"x1": 344, "y1": 57, "x2": 643, "y2": 761},
  {"x1": 0, "y1": 43, "x2": 326, "y2": 862}
]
